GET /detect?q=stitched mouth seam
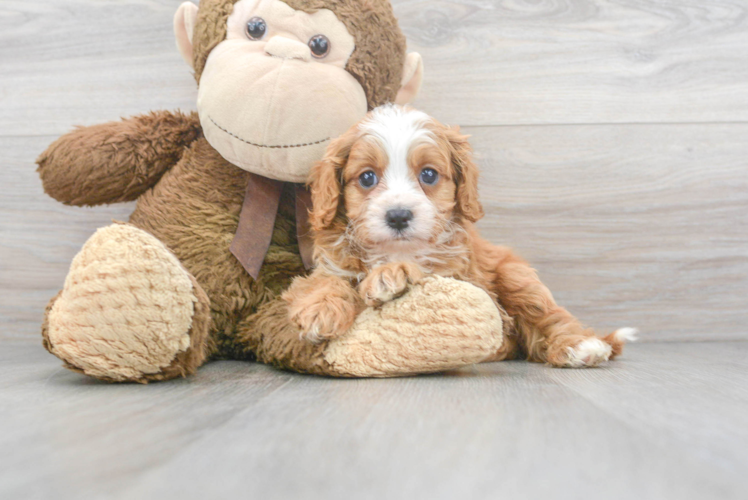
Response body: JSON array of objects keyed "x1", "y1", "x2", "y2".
[{"x1": 209, "y1": 116, "x2": 330, "y2": 149}]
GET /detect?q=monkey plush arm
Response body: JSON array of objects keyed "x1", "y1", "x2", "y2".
[{"x1": 37, "y1": 110, "x2": 201, "y2": 206}]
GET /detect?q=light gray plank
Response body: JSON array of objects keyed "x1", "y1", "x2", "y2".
[
  {"x1": 2, "y1": 1, "x2": 747, "y2": 339},
  {"x1": 396, "y1": 0, "x2": 748, "y2": 125},
  {"x1": 4, "y1": 124, "x2": 746, "y2": 341},
  {"x1": 0, "y1": 343, "x2": 296, "y2": 500},
  {"x1": 545, "y1": 342, "x2": 748, "y2": 476},
  {"x1": 0, "y1": 136, "x2": 135, "y2": 339},
  {"x1": 3, "y1": 0, "x2": 748, "y2": 137},
  {"x1": 2, "y1": 342, "x2": 746, "y2": 500},
  {"x1": 0, "y1": 0, "x2": 197, "y2": 137},
  {"x1": 468, "y1": 122, "x2": 748, "y2": 340}
]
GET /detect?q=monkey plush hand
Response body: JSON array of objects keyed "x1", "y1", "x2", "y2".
[{"x1": 36, "y1": 0, "x2": 504, "y2": 382}]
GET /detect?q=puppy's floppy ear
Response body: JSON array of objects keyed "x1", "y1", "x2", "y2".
[
  {"x1": 309, "y1": 127, "x2": 359, "y2": 231},
  {"x1": 445, "y1": 126, "x2": 484, "y2": 222}
]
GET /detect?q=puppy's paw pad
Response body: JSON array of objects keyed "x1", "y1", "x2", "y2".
[{"x1": 565, "y1": 338, "x2": 612, "y2": 368}]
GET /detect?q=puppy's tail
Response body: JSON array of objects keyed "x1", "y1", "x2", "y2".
[{"x1": 601, "y1": 327, "x2": 639, "y2": 359}]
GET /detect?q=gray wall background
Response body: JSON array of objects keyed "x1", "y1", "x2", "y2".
[{"x1": 1, "y1": 0, "x2": 746, "y2": 341}]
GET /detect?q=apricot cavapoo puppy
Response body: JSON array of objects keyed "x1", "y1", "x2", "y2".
[{"x1": 283, "y1": 104, "x2": 636, "y2": 367}]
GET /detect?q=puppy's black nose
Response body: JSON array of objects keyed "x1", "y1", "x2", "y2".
[{"x1": 385, "y1": 209, "x2": 413, "y2": 230}]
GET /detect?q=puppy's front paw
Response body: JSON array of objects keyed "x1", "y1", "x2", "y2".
[
  {"x1": 290, "y1": 297, "x2": 358, "y2": 344},
  {"x1": 359, "y1": 262, "x2": 423, "y2": 306}
]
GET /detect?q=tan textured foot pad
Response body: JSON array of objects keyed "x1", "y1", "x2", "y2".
[
  {"x1": 323, "y1": 276, "x2": 503, "y2": 377},
  {"x1": 48, "y1": 224, "x2": 197, "y2": 381}
]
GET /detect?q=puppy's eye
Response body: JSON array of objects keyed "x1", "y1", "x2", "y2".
[
  {"x1": 420, "y1": 168, "x2": 439, "y2": 185},
  {"x1": 359, "y1": 171, "x2": 379, "y2": 189},
  {"x1": 309, "y1": 35, "x2": 330, "y2": 58},
  {"x1": 246, "y1": 17, "x2": 267, "y2": 40}
]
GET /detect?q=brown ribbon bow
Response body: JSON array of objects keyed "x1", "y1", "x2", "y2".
[{"x1": 230, "y1": 173, "x2": 314, "y2": 280}]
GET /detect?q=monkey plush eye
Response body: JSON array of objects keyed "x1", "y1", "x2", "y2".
[
  {"x1": 309, "y1": 35, "x2": 331, "y2": 58},
  {"x1": 359, "y1": 171, "x2": 379, "y2": 189},
  {"x1": 246, "y1": 17, "x2": 267, "y2": 40},
  {"x1": 420, "y1": 168, "x2": 439, "y2": 185}
]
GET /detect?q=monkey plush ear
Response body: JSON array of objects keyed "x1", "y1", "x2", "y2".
[
  {"x1": 174, "y1": 2, "x2": 199, "y2": 69},
  {"x1": 395, "y1": 53, "x2": 424, "y2": 105}
]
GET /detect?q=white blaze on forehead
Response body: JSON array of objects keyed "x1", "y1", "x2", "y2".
[
  {"x1": 357, "y1": 105, "x2": 438, "y2": 247},
  {"x1": 359, "y1": 105, "x2": 435, "y2": 190}
]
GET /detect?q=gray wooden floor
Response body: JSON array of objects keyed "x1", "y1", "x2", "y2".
[
  {"x1": 0, "y1": 341, "x2": 746, "y2": 500},
  {"x1": 2, "y1": 0, "x2": 748, "y2": 498}
]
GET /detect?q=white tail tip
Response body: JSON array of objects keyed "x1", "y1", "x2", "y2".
[{"x1": 614, "y1": 327, "x2": 639, "y2": 342}]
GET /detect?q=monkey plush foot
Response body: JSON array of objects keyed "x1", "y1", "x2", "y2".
[
  {"x1": 246, "y1": 276, "x2": 504, "y2": 377},
  {"x1": 42, "y1": 224, "x2": 210, "y2": 383}
]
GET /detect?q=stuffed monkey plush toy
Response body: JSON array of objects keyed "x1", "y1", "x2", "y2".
[{"x1": 37, "y1": 0, "x2": 505, "y2": 382}]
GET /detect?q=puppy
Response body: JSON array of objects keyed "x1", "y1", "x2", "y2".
[{"x1": 283, "y1": 105, "x2": 636, "y2": 367}]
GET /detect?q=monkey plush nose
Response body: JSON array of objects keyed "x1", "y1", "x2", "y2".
[
  {"x1": 385, "y1": 209, "x2": 413, "y2": 230},
  {"x1": 264, "y1": 36, "x2": 311, "y2": 62}
]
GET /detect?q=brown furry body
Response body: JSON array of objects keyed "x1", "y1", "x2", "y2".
[
  {"x1": 129, "y1": 136, "x2": 306, "y2": 359},
  {"x1": 38, "y1": 113, "x2": 306, "y2": 366},
  {"x1": 37, "y1": 0, "x2": 415, "y2": 381}
]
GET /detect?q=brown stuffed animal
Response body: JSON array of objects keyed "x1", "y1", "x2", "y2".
[{"x1": 37, "y1": 0, "x2": 505, "y2": 382}]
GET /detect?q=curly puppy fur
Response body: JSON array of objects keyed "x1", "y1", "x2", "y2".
[{"x1": 284, "y1": 106, "x2": 635, "y2": 367}]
